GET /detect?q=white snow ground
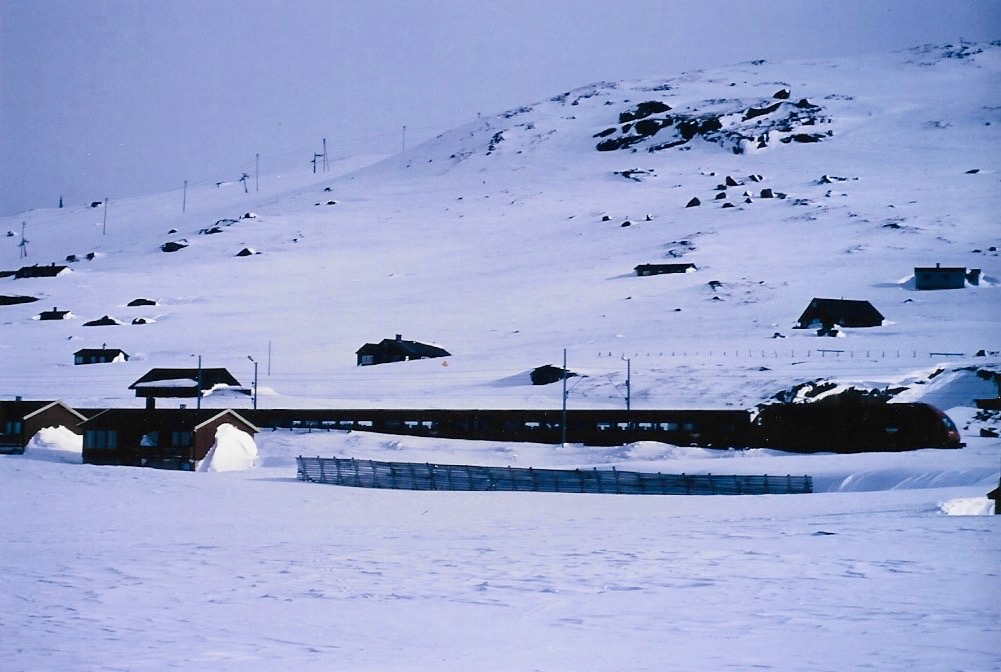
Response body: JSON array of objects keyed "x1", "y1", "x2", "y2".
[{"x1": 1, "y1": 44, "x2": 1000, "y2": 670}]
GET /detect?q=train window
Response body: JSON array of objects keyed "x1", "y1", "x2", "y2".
[
  {"x1": 617, "y1": 422, "x2": 630, "y2": 430},
  {"x1": 524, "y1": 422, "x2": 540, "y2": 429},
  {"x1": 421, "y1": 421, "x2": 435, "y2": 430},
  {"x1": 682, "y1": 422, "x2": 696, "y2": 431},
  {"x1": 597, "y1": 422, "x2": 613, "y2": 431},
  {"x1": 638, "y1": 422, "x2": 654, "y2": 430},
  {"x1": 940, "y1": 414, "x2": 958, "y2": 431},
  {"x1": 660, "y1": 422, "x2": 679, "y2": 431},
  {"x1": 404, "y1": 420, "x2": 420, "y2": 428},
  {"x1": 357, "y1": 420, "x2": 373, "y2": 428},
  {"x1": 385, "y1": 420, "x2": 402, "y2": 429}
]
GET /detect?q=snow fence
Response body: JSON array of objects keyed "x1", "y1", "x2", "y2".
[{"x1": 296, "y1": 456, "x2": 813, "y2": 495}]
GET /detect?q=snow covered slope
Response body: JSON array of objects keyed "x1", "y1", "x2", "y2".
[
  {"x1": 1, "y1": 43, "x2": 1000, "y2": 672},
  {"x1": 1, "y1": 43, "x2": 999, "y2": 412}
]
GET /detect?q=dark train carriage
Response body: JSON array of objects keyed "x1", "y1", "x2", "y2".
[
  {"x1": 753, "y1": 401, "x2": 961, "y2": 453},
  {"x1": 244, "y1": 408, "x2": 753, "y2": 448}
]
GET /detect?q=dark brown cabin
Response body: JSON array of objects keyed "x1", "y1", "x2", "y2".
[
  {"x1": 0, "y1": 400, "x2": 87, "y2": 454},
  {"x1": 81, "y1": 408, "x2": 258, "y2": 469}
]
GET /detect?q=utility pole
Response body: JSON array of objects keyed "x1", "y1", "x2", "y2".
[
  {"x1": 195, "y1": 354, "x2": 203, "y2": 412},
  {"x1": 102, "y1": 198, "x2": 108, "y2": 235},
  {"x1": 255, "y1": 153, "x2": 259, "y2": 192},
  {"x1": 240, "y1": 173, "x2": 249, "y2": 193},
  {"x1": 18, "y1": 222, "x2": 28, "y2": 258},
  {"x1": 247, "y1": 356, "x2": 258, "y2": 410},
  {"x1": 402, "y1": 125, "x2": 407, "y2": 152},
  {"x1": 561, "y1": 348, "x2": 568, "y2": 446},
  {"x1": 322, "y1": 138, "x2": 328, "y2": 171},
  {"x1": 182, "y1": 180, "x2": 187, "y2": 213},
  {"x1": 625, "y1": 357, "x2": 631, "y2": 411}
]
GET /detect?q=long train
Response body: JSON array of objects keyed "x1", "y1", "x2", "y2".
[{"x1": 242, "y1": 401, "x2": 963, "y2": 453}]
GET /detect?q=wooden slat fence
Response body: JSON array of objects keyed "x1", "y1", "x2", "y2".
[{"x1": 296, "y1": 456, "x2": 813, "y2": 496}]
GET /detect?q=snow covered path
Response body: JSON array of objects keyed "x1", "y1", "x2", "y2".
[{"x1": 2, "y1": 455, "x2": 997, "y2": 672}]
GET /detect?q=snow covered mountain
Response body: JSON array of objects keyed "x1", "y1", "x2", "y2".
[
  {"x1": 2, "y1": 43, "x2": 1000, "y2": 672},
  {"x1": 2, "y1": 42, "x2": 999, "y2": 411}
]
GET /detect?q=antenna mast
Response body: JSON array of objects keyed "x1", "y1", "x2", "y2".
[{"x1": 18, "y1": 221, "x2": 28, "y2": 258}]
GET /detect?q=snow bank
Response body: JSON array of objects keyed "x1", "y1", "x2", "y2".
[
  {"x1": 22, "y1": 426, "x2": 83, "y2": 463},
  {"x1": 940, "y1": 497, "x2": 995, "y2": 516},
  {"x1": 197, "y1": 423, "x2": 258, "y2": 472},
  {"x1": 893, "y1": 367, "x2": 999, "y2": 409}
]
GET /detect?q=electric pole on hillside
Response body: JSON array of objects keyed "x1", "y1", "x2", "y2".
[
  {"x1": 402, "y1": 125, "x2": 407, "y2": 152},
  {"x1": 182, "y1": 180, "x2": 187, "y2": 213},
  {"x1": 322, "y1": 138, "x2": 328, "y2": 171},
  {"x1": 255, "y1": 153, "x2": 259, "y2": 192},
  {"x1": 624, "y1": 357, "x2": 631, "y2": 411},
  {"x1": 561, "y1": 348, "x2": 568, "y2": 446},
  {"x1": 240, "y1": 173, "x2": 250, "y2": 193},
  {"x1": 18, "y1": 222, "x2": 28, "y2": 258},
  {"x1": 102, "y1": 198, "x2": 108, "y2": 235}
]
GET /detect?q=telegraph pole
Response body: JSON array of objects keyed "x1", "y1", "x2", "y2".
[
  {"x1": 561, "y1": 348, "x2": 568, "y2": 446},
  {"x1": 248, "y1": 356, "x2": 258, "y2": 410},
  {"x1": 625, "y1": 357, "x2": 631, "y2": 411},
  {"x1": 182, "y1": 180, "x2": 187, "y2": 213},
  {"x1": 322, "y1": 138, "x2": 328, "y2": 171},
  {"x1": 402, "y1": 125, "x2": 407, "y2": 152},
  {"x1": 255, "y1": 153, "x2": 259, "y2": 192},
  {"x1": 102, "y1": 198, "x2": 108, "y2": 235},
  {"x1": 18, "y1": 222, "x2": 28, "y2": 258}
]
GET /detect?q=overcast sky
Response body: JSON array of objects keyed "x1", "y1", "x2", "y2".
[{"x1": 2, "y1": 0, "x2": 998, "y2": 215}]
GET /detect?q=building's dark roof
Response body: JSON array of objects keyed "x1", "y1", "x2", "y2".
[
  {"x1": 0, "y1": 295, "x2": 39, "y2": 306},
  {"x1": 127, "y1": 298, "x2": 158, "y2": 307},
  {"x1": 1, "y1": 400, "x2": 56, "y2": 419},
  {"x1": 83, "y1": 315, "x2": 122, "y2": 327},
  {"x1": 914, "y1": 265, "x2": 966, "y2": 273},
  {"x1": 129, "y1": 368, "x2": 241, "y2": 391},
  {"x1": 81, "y1": 408, "x2": 258, "y2": 432},
  {"x1": 0, "y1": 400, "x2": 87, "y2": 423},
  {"x1": 356, "y1": 337, "x2": 450, "y2": 359},
  {"x1": 635, "y1": 263, "x2": 697, "y2": 275},
  {"x1": 796, "y1": 298, "x2": 884, "y2": 328},
  {"x1": 15, "y1": 264, "x2": 70, "y2": 279},
  {"x1": 74, "y1": 348, "x2": 128, "y2": 358},
  {"x1": 530, "y1": 365, "x2": 579, "y2": 386},
  {"x1": 39, "y1": 308, "x2": 71, "y2": 320}
]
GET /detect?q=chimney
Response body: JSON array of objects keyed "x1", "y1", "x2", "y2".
[
  {"x1": 967, "y1": 268, "x2": 981, "y2": 286},
  {"x1": 396, "y1": 334, "x2": 402, "y2": 341}
]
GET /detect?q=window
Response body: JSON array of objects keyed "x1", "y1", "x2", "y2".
[
  {"x1": 84, "y1": 430, "x2": 117, "y2": 450},
  {"x1": 3, "y1": 420, "x2": 23, "y2": 435},
  {"x1": 360, "y1": 355, "x2": 374, "y2": 365},
  {"x1": 171, "y1": 431, "x2": 193, "y2": 447}
]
